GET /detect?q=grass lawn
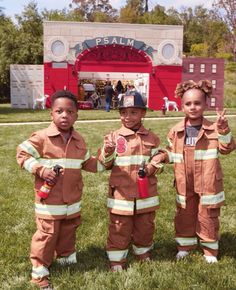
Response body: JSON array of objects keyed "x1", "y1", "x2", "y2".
[{"x1": 1, "y1": 115, "x2": 236, "y2": 289}]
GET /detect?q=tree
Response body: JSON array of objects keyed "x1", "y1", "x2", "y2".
[
  {"x1": 119, "y1": 0, "x2": 147, "y2": 23},
  {"x1": 71, "y1": 0, "x2": 118, "y2": 22},
  {"x1": 213, "y1": 0, "x2": 236, "y2": 61}
]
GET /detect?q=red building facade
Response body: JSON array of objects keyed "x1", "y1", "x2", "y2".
[{"x1": 43, "y1": 22, "x2": 184, "y2": 110}]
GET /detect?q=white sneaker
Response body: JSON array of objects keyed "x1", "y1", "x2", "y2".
[
  {"x1": 57, "y1": 252, "x2": 77, "y2": 265},
  {"x1": 111, "y1": 265, "x2": 123, "y2": 272},
  {"x1": 176, "y1": 250, "x2": 189, "y2": 260},
  {"x1": 204, "y1": 255, "x2": 218, "y2": 263}
]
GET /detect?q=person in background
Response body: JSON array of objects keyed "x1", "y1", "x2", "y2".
[
  {"x1": 16, "y1": 90, "x2": 104, "y2": 289},
  {"x1": 99, "y1": 91, "x2": 164, "y2": 272},
  {"x1": 115, "y1": 80, "x2": 124, "y2": 95},
  {"x1": 156, "y1": 80, "x2": 236, "y2": 263},
  {"x1": 104, "y1": 81, "x2": 114, "y2": 112}
]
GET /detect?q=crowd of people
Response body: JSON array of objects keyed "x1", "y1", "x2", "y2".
[{"x1": 16, "y1": 80, "x2": 236, "y2": 289}]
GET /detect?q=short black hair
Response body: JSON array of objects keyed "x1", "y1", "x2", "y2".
[{"x1": 51, "y1": 90, "x2": 78, "y2": 109}]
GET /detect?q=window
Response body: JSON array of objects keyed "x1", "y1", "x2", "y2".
[
  {"x1": 189, "y1": 63, "x2": 194, "y2": 73},
  {"x1": 212, "y1": 64, "x2": 217, "y2": 73},
  {"x1": 162, "y1": 43, "x2": 175, "y2": 60},
  {"x1": 210, "y1": 97, "x2": 216, "y2": 107},
  {"x1": 52, "y1": 62, "x2": 68, "y2": 69},
  {"x1": 200, "y1": 64, "x2": 205, "y2": 73},
  {"x1": 212, "y1": 80, "x2": 217, "y2": 89}
]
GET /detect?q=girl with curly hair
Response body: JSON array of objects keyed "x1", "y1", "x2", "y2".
[{"x1": 156, "y1": 80, "x2": 235, "y2": 263}]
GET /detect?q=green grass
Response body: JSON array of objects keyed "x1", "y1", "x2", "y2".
[
  {"x1": 1, "y1": 117, "x2": 236, "y2": 289},
  {"x1": 0, "y1": 103, "x2": 236, "y2": 123}
]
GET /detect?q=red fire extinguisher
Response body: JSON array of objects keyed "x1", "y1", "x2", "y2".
[
  {"x1": 38, "y1": 165, "x2": 62, "y2": 201},
  {"x1": 138, "y1": 161, "x2": 149, "y2": 199}
]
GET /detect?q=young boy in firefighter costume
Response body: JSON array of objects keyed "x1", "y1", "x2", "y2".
[
  {"x1": 157, "y1": 80, "x2": 236, "y2": 263},
  {"x1": 99, "y1": 91, "x2": 163, "y2": 272},
  {"x1": 16, "y1": 90, "x2": 103, "y2": 289}
]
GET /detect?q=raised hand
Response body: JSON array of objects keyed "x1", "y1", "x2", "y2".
[
  {"x1": 216, "y1": 108, "x2": 228, "y2": 131},
  {"x1": 104, "y1": 132, "x2": 116, "y2": 154}
]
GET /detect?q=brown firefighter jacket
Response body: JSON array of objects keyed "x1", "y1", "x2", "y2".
[
  {"x1": 161, "y1": 117, "x2": 236, "y2": 209},
  {"x1": 98, "y1": 125, "x2": 164, "y2": 215},
  {"x1": 16, "y1": 122, "x2": 104, "y2": 220}
]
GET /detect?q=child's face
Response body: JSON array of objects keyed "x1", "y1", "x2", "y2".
[
  {"x1": 51, "y1": 98, "x2": 78, "y2": 133},
  {"x1": 182, "y1": 89, "x2": 207, "y2": 122},
  {"x1": 119, "y1": 107, "x2": 146, "y2": 130}
]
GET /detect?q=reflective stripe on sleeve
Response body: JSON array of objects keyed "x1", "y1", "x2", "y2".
[
  {"x1": 136, "y1": 196, "x2": 159, "y2": 210},
  {"x1": 218, "y1": 132, "x2": 232, "y2": 144},
  {"x1": 167, "y1": 152, "x2": 183, "y2": 163},
  {"x1": 107, "y1": 198, "x2": 134, "y2": 212},
  {"x1": 106, "y1": 249, "x2": 129, "y2": 262},
  {"x1": 194, "y1": 149, "x2": 218, "y2": 160},
  {"x1": 97, "y1": 160, "x2": 105, "y2": 172},
  {"x1": 32, "y1": 265, "x2": 49, "y2": 279},
  {"x1": 114, "y1": 155, "x2": 150, "y2": 166},
  {"x1": 19, "y1": 141, "x2": 40, "y2": 159},
  {"x1": 151, "y1": 148, "x2": 159, "y2": 157},
  {"x1": 102, "y1": 147, "x2": 116, "y2": 163},
  {"x1": 83, "y1": 150, "x2": 91, "y2": 162},
  {"x1": 38, "y1": 158, "x2": 84, "y2": 169},
  {"x1": 133, "y1": 244, "x2": 153, "y2": 255},
  {"x1": 35, "y1": 201, "x2": 81, "y2": 216},
  {"x1": 24, "y1": 157, "x2": 39, "y2": 173},
  {"x1": 200, "y1": 241, "x2": 219, "y2": 250},
  {"x1": 176, "y1": 194, "x2": 186, "y2": 207},
  {"x1": 200, "y1": 191, "x2": 225, "y2": 205},
  {"x1": 175, "y1": 237, "x2": 198, "y2": 246}
]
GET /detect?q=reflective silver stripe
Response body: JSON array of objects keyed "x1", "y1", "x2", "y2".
[
  {"x1": 218, "y1": 132, "x2": 232, "y2": 144},
  {"x1": 107, "y1": 198, "x2": 134, "y2": 212},
  {"x1": 133, "y1": 244, "x2": 153, "y2": 255},
  {"x1": 102, "y1": 147, "x2": 116, "y2": 163},
  {"x1": 97, "y1": 160, "x2": 105, "y2": 172},
  {"x1": 194, "y1": 149, "x2": 218, "y2": 160},
  {"x1": 114, "y1": 155, "x2": 150, "y2": 166},
  {"x1": 168, "y1": 152, "x2": 183, "y2": 163},
  {"x1": 38, "y1": 158, "x2": 84, "y2": 169},
  {"x1": 107, "y1": 249, "x2": 129, "y2": 262},
  {"x1": 167, "y1": 138, "x2": 173, "y2": 147},
  {"x1": 83, "y1": 150, "x2": 91, "y2": 162},
  {"x1": 136, "y1": 196, "x2": 159, "y2": 210},
  {"x1": 200, "y1": 191, "x2": 225, "y2": 205},
  {"x1": 35, "y1": 201, "x2": 81, "y2": 216},
  {"x1": 151, "y1": 148, "x2": 159, "y2": 157},
  {"x1": 176, "y1": 194, "x2": 186, "y2": 207},
  {"x1": 24, "y1": 157, "x2": 39, "y2": 173},
  {"x1": 57, "y1": 252, "x2": 77, "y2": 265},
  {"x1": 32, "y1": 265, "x2": 49, "y2": 279},
  {"x1": 175, "y1": 237, "x2": 198, "y2": 246},
  {"x1": 200, "y1": 241, "x2": 219, "y2": 250},
  {"x1": 19, "y1": 141, "x2": 40, "y2": 159}
]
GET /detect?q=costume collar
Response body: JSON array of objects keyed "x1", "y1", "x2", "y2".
[
  {"x1": 46, "y1": 122, "x2": 81, "y2": 140},
  {"x1": 118, "y1": 125, "x2": 149, "y2": 136},
  {"x1": 175, "y1": 117, "x2": 215, "y2": 132}
]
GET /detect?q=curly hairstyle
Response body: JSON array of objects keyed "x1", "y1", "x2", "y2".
[
  {"x1": 175, "y1": 80, "x2": 213, "y2": 99},
  {"x1": 51, "y1": 90, "x2": 78, "y2": 109}
]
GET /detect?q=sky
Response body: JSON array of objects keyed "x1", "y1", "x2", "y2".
[{"x1": 1, "y1": 0, "x2": 215, "y2": 20}]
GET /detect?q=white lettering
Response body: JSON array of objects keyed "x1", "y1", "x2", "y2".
[
  {"x1": 111, "y1": 37, "x2": 118, "y2": 44},
  {"x1": 127, "y1": 39, "x2": 134, "y2": 47},
  {"x1": 119, "y1": 38, "x2": 125, "y2": 45},
  {"x1": 96, "y1": 38, "x2": 102, "y2": 45},
  {"x1": 104, "y1": 37, "x2": 109, "y2": 45}
]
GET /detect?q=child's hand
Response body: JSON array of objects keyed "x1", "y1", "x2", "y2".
[
  {"x1": 216, "y1": 108, "x2": 228, "y2": 131},
  {"x1": 41, "y1": 168, "x2": 57, "y2": 184},
  {"x1": 103, "y1": 132, "x2": 116, "y2": 154}
]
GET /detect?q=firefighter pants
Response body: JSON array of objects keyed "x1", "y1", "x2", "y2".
[
  {"x1": 30, "y1": 216, "x2": 81, "y2": 269},
  {"x1": 175, "y1": 146, "x2": 220, "y2": 257},
  {"x1": 106, "y1": 211, "x2": 155, "y2": 267}
]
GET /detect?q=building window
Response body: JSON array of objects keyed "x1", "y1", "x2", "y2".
[
  {"x1": 212, "y1": 80, "x2": 217, "y2": 89},
  {"x1": 212, "y1": 64, "x2": 217, "y2": 73},
  {"x1": 52, "y1": 62, "x2": 68, "y2": 69},
  {"x1": 210, "y1": 97, "x2": 216, "y2": 107},
  {"x1": 189, "y1": 63, "x2": 194, "y2": 73},
  {"x1": 200, "y1": 64, "x2": 205, "y2": 73}
]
